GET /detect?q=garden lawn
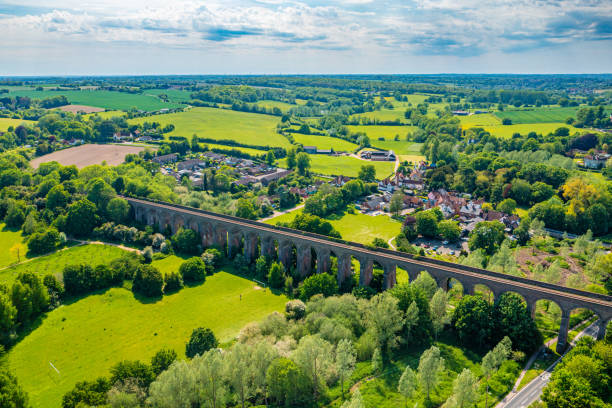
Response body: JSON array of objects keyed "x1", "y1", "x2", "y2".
[
  {"x1": 7, "y1": 270, "x2": 287, "y2": 408},
  {"x1": 0, "y1": 244, "x2": 128, "y2": 285},
  {"x1": 278, "y1": 155, "x2": 395, "y2": 178},
  {"x1": 346, "y1": 125, "x2": 417, "y2": 140},
  {"x1": 0, "y1": 117, "x2": 36, "y2": 131},
  {"x1": 129, "y1": 107, "x2": 290, "y2": 148},
  {"x1": 0, "y1": 224, "x2": 27, "y2": 268},
  {"x1": 291, "y1": 133, "x2": 358, "y2": 151},
  {"x1": 265, "y1": 210, "x2": 401, "y2": 245},
  {"x1": 7, "y1": 90, "x2": 182, "y2": 111}
]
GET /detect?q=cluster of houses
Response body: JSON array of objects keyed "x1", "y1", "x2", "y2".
[{"x1": 583, "y1": 152, "x2": 611, "y2": 169}]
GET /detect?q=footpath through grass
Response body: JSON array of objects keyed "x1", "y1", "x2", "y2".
[
  {"x1": 7, "y1": 269, "x2": 287, "y2": 408},
  {"x1": 0, "y1": 244, "x2": 128, "y2": 285}
]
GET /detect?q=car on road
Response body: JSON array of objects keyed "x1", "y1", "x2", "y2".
[{"x1": 442, "y1": 240, "x2": 449, "y2": 245}]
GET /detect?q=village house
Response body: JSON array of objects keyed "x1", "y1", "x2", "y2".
[
  {"x1": 256, "y1": 168, "x2": 293, "y2": 185},
  {"x1": 360, "y1": 150, "x2": 396, "y2": 161},
  {"x1": 361, "y1": 194, "x2": 386, "y2": 212},
  {"x1": 152, "y1": 153, "x2": 178, "y2": 165},
  {"x1": 331, "y1": 175, "x2": 351, "y2": 187},
  {"x1": 177, "y1": 159, "x2": 206, "y2": 171},
  {"x1": 584, "y1": 153, "x2": 610, "y2": 169}
]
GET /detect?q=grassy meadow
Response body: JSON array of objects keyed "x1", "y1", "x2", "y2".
[
  {"x1": 0, "y1": 244, "x2": 128, "y2": 285},
  {"x1": 346, "y1": 125, "x2": 418, "y2": 141},
  {"x1": 253, "y1": 100, "x2": 296, "y2": 112},
  {"x1": 7, "y1": 270, "x2": 287, "y2": 408},
  {"x1": 83, "y1": 110, "x2": 127, "y2": 120},
  {"x1": 278, "y1": 154, "x2": 395, "y2": 178},
  {"x1": 481, "y1": 122, "x2": 581, "y2": 138},
  {"x1": 266, "y1": 209, "x2": 402, "y2": 245},
  {"x1": 494, "y1": 107, "x2": 580, "y2": 124},
  {"x1": 6, "y1": 90, "x2": 182, "y2": 111},
  {"x1": 0, "y1": 224, "x2": 27, "y2": 269},
  {"x1": 459, "y1": 113, "x2": 502, "y2": 128},
  {"x1": 291, "y1": 133, "x2": 358, "y2": 151},
  {"x1": 130, "y1": 107, "x2": 290, "y2": 148},
  {"x1": 370, "y1": 139, "x2": 423, "y2": 156},
  {"x1": 0, "y1": 117, "x2": 36, "y2": 131}
]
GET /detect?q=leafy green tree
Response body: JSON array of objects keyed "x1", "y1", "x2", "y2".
[
  {"x1": 267, "y1": 262, "x2": 285, "y2": 289},
  {"x1": 192, "y1": 350, "x2": 227, "y2": 408},
  {"x1": 293, "y1": 335, "x2": 334, "y2": 399},
  {"x1": 336, "y1": 338, "x2": 356, "y2": 399},
  {"x1": 358, "y1": 165, "x2": 376, "y2": 182},
  {"x1": 296, "y1": 152, "x2": 311, "y2": 175},
  {"x1": 398, "y1": 366, "x2": 417, "y2": 408},
  {"x1": 411, "y1": 272, "x2": 437, "y2": 300},
  {"x1": 110, "y1": 360, "x2": 155, "y2": 388},
  {"x1": 27, "y1": 228, "x2": 60, "y2": 255},
  {"x1": 132, "y1": 264, "x2": 164, "y2": 298},
  {"x1": 452, "y1": 295, "x2": 492, "y2": 349},
  {"x1": 150, "y1": 348, "x2": 177, "y2": 376},
  {"x1": 0, "y1": 292, "x2": 16, "y2": 341},
  {"x1": 363, "y1": 293, "x2": 405, "y2": 355},
  {"x1": 226, "y1": 343, "x2": 254, "y2": 408},
  {"x1": 235, "y1": 198, "x2": 257, "y2": 220},
  {"x1": 391, "y1": 282, "x2": 433, "y2": 343},
  {"x1": 468, "y1": 221, "x2": 506, "y2": 255},
  {"x1": 438, "y1": 220, "x2": 461, "y2": 242},
  {"x1": 415, "y1": 210, "x2": 439, "y2": 238},
  {"x1": 482, "y1": 337, "x2": 512, "y2": 408},
  {"x1": 389, "y1": 191, "x2": 404, "y2": 216},
  {"x1": 266, "y1": 357, "x2": 311, "y2": 407},
  {"x1": 171, "y1": 228, "x2": 200, "y2": 255},
  {"x1": 86, "y1": 178, "x2": 116, "y2": 212},
  {"x1": 4, "y1": 203, "x2": 25, "y2": 228},
  {"x1": 446, "y1": 368, "x2": 478, "y2": 408},
  {"x1": 430, "y1": 288, "x2": 447, "y2": 340},
  {"x1": 341, "y1": 389, "x2": 364, "y2": 408},
  {"x1": 65, "y1": 199, "x2": 98, "y2": 237},
  {"x1": 185, "y1": 327, "x2": 218, "y2": 358},
  {"x1": 0, "y1": 368, "x2": 29, "y2": 408},
  {"x1": 62, "y1": 377, "x2": 111, "y2": 408},
  {"x1": 46, "y1": 185, "x2": 70, "y2": 210},
  {"x1": 164, "y1": 271, "x2": 183, "y2": 293},
  {"x1": 542, "y1": 369, "x2": 600, "y2": 408},
  {"x1": 148, "y1": 360, "x2": 198, "y2": 407},
  {"x1": 371, "y1": 347, "x2": 383, "y2": 374},
  {"x1": 418, "y1": 345, "x2": 445, "y2": 401},
  {"x1": 286, "y1": 148, "x2": 297, "y2": 169},
  {"x1": 107, "y1": 197, "x2": 129, "y2": 224},
  {"x1": 179, "y1": 257, "x2": 206, "y2": 284},
  {"x1": 299, "y1": 273, "x2": 339, "y2": 300},
  {"x1": 266, "y1": 150, "x2": 276, "y2": 165},
  {"x1": 492, "y1": 292, "x2": 542, "y2": 353}
]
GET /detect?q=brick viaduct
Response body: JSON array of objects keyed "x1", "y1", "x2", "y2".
[{"x1": 125, "y1": 196, "x2": 612, "y2": 353}]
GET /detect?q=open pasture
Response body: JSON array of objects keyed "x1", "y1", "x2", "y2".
[
  {"x1": 494, "y1": 107, "x2": 581, "y2": 124},
  {"x1": 55, "y1": 105, "x2": 105, "y2": 114},
  {"x1": 277, "y1": 154, "x2": 394, "y2": 178},
  {"x1": 459, "y1": 113, "x2": 502, "y2": 128},
  {"x1": 253, "y1": 100, "x2": 296, "y2": 112},
  {"x1": 7, "y1": 270, "x2": 287, "y2": 408},
  {"x1": 30, "y1": 144, "x2": 148, "y2": 169},
  {"x1": 370, "y1": 139, "x2": 423, "y2": 155},
  {"x1": 482, "y1": 122, "x2": 581, "y2": 138},
  {"x1": 203, "y1": 142, "x2": 268, "y2": 156},
  {"x1": 130, "y1": 107, "x2": 290, "y2": 148},
  {"x1": 0, "y1": 244, "x2": 128, "y2": 285},
  {"x1": 0, "y1": 117, "x2": 36, "y2": 131},
  {"x1": 145, "y1": 88, "x2": 194, "y2": 103},
  {"x1": 291, "y1": 133, "x2": 358, "y2": 151},
  {"x1": 346, "y1": 125, "x2": 417, "y2": 141},
  {"x1": 0, "y1": 224, "x2": 27, "y2": 269},
  {"x1": 83, "y1": 110, "x2": 127, "y2": 120},
  {"x1": 350, "y1": 109, "x2": 409, "y2": 123},
  {"x1": 6, "y1": 89, "x2": 182, "y2": 111}
]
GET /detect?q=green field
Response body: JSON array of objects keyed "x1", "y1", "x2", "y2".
[
  {"x1": 350, "y1": 109, "x2": 409, "y2": 123},
  {"x1": 459, "y1": 113, "x2": 502, "y2": 128},
  {"x1": 150, "y1": 254, "x2": 188, "y2": 275},
  {"x1": 291, "y1": 133, "x2": 358, "y2": 151},
  {"x1": 6, "y1": 90, "x2": 182, "y2": 111},
  {"x1": 253, "y1": 100, "x2": 296, "y2": 112},
  {"x1": 0, "y1": 244, "x2": 128, "y2": 285},
  {"x1": 130, "y1": 107, "x2": 290, "y2": 148},
  {"x1": 204, "y1": 142, "x2": 268, "y2": 156},
  {"x1": 0, "y1": 117, "x2": 36, "y2": 131},
  {"x1": 0, "y1": 224, "x2": 27, "y2": 268},
  {"x1": 370, "y1": 139, "x2": 423, "y2": 155},
  {"x1": 346, "y1": 125, "x2": 417, "y2": 141},
  {"x1": 8, "y1": 270, "x2": 287, "y2": 408},
  {"x1": 83, "y1": 110, "x2": 126, "y2": 120},
  {"x1": 266, "y1": 210, "x2": 401, "y2": 245},
  {"x1": 144, "y1": 89, "x2": 194, "y2": 103},
  {"x1": 278, "y1": 154, "x2": 394, "y2": 178},
  {"x1": 482, "y1": 122, "x2": 582, "y2": 138},
  {"x1": 494, "y1": 107, "x2": 580, "y2": 124}
]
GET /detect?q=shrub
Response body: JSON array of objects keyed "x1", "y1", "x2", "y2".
[
  {"x1": 285, "y1": 299, "x2": 306, "y2": 320},
  {"x1": 267, "y1": 262, "x2": 285, "y2": 289},
  {"x1": 299, "y1": 273, "x2": 339, "y2": 301},
  {"x1": 179, "y1": 257, "x2": 206, "y2": 283},
  {"x1": 163, "y1": 272, "x2": 183, "y2": 293},
  {"x1": 132, "y1": 265, "x2": 164, "y2": 298},
  {"x1": 62, "y1": 264, "x2": 122, "y2": 296},
  {"x1": 110, "y1": 360, "x2": 155, "y2": 388},
  {"x1": 185, "y1": 327, "x2": 218, "y2": 358},
  {"x1": 62, "y1": 377, "x2": 111, "y2": 408},
  {"x1": 171, "y1": 228, "x2": 200, "y2": 255},
  {"x1": 27, "y1": 228, "x2": 61, "y2": 255},
  {"x1": 150, "y1": 348, "x2": 177, "y2": 376}
]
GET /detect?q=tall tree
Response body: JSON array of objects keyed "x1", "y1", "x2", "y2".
[
  {"x1": 193, "y1": 350, "x2": 226, "y2": 408},
  {"x1": 389, "y1": 191, "x2": 405, "y2": 216},
  {"x1": 226, "y1": 343, "x2": 254, "y2": 408},
  {"x1": 482, "y1": 337, "x2": 512, "y2": 408},
  {"x1": 296, "y1": 152, "x2": 311, "y2": 175},
  {"x1": 362, "y1": 293, "x2": 405, "y2": 355},
  {"x1": 418, "y1": 346, "x2": 445, "y2": 401},
  {"x1": 293, "y1": 335, "x2": 333, "y2": 399},
  {"x1": 430, "y1": 288, "x2": 447, "y2": 340},
  {"x1": 398, "y1": 366, "x2": 417, "y2": 408},
  {"x1": 446, "y1": 368, "x2": 478, "y2": 408},
  {"x1": 148, "y1": 360, "x2": 198, "y2": 407},
  {"x1": 335, "y1": 338, "x2": 356, "y2": 399}
]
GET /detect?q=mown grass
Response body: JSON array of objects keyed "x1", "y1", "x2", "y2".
[
  {"x1": 494, "y1": 107, "x2": 580, "y2": 124},
  {"x1": 291, "y1": 134, "x2": 359, "y2": 151},
  {"x1": 346, "y1": 125, "x2": 418, "y2": 140},
  {"x1": 7, "y1": 269, "x2": 287, "y2": 408},
  {"x1": 266, "y1": 209, "x2": 401, "y2": 245},
  {"x1": 0, "y1": 244, "x2": 128, "y2": 285},
  {"x1": 277, "y1": 155, "x2": 395, "y2": 178},
  {"x1": 7, "y1": 90, "x2": 182, "y2": 111},
  {"x1": 0, "y1": 224, "x2": 27, "y2": 268},
  {"x1": 0, "y1": 117, "x2": 36, "y2": 131},
  {"x1": 129, "y1": 107, "x2": 290, "y2": 148}
]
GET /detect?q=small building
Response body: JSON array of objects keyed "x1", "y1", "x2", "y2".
[
  {"x1": 152, "y1": 153, "x2": 178, "y2": 165},
  {"x1": 584, "y1": 153, "x2": 610, "y2": 169},
  {"x1": 177, "y1": 159, "x2": 205, "y2": 171},
  {"x1": 361, "y1": 150, "x2": 396, "y2": 161},
  {"x1": 303, "y1": 146, "x2": 317, "y2": 154},
  {"x1": 256, "y1": 168, "x2": 293, "y2": 185}
]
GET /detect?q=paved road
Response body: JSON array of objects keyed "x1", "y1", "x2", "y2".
[{"x1": 501, "y1": 321, "x2": 600, "y2": 408}]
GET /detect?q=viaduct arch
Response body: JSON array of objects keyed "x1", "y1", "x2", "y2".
[{"x1": 125, "y1": 196, "x2": 612, "y2": 353}]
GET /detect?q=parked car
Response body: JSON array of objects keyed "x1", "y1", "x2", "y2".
[{"x1": 442, "y1": 240, "x2": 449, "y2": 245}]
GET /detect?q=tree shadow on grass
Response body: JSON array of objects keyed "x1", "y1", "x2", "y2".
[{"x1": 223, "y1": 265, "x2": 286, "y2": 297}]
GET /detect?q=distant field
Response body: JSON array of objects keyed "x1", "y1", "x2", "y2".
[
  {"x1": 350, "y1": 109, "x2": 409, "y2": 123},
  {"x1": 370, "y1": 139, "x2": 423, "y2": 155},
  {"x1": 145, "y1": 88, "x2": 194, "y2": 103},
  {"x1": 253, "y1": 100, "x2": 296, "y2": 112},
  {"x1": 83, "y1": 110, "x2": 127, "y2": 120},
  {"x1": 7, "y1": 90, "x2": 182, "y2": 111},
  {"x1": 278, "y1": 154, "x2": 394, "y2": 178},
  {"x1": 129, "y1": 107, "x2": 290, "y2": 148},
  {"x1": 56, "y1": 105, "x2": 104, "y2": 114},
  {"x1": 30, "y1": 144, "x2": 147, "y2": 169},
  {"x1": 0, "y1": 244, "x2": 127, "y2": 285},
  {"x1": 0, "y1": 224, "x2": 27, "y2": 269},
  {"x1": 291, "y1": 133, "x2": 358, "y2": 151},
  {"x1": 459, "y1": 113, "x2": 502, "y2": 128},
  {"x1": 346, "y1": 125, "x2": 418, "y2": 140},
  {"x1": 482, "y1": 122, "x2": 582, "y2": 138},
  {"x1": 8, "y1": 270, "x2": 287, "y2": 408},
  {"x1": 0, "y1": 117, "x2": 36, "y2": 131},
  {"x1": 266, "y1": 210, "x2": 401, "y2": 245},
  {"x1": 494, "y1": 107, "x2": 580, "y2": 124},
  {"x1": 203, "y1": 142, "x2": 267, "y2": 156}
]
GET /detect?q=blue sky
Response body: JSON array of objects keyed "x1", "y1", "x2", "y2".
[{"x1": 0, "y1": 0, "x2": 611, "y2": 75}]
